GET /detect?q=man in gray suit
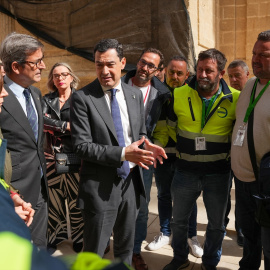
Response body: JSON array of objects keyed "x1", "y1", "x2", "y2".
[
  {"x1": 0, "y1": 32, "x2": 48, "y2": 248},
  {"x1": 70, "y1": 39, "x2": 167, "y2": 265}
]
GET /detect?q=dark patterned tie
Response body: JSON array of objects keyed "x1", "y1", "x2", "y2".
[
  {"x1": 110, "y1": 88, "x2": 130, "y2": 179},
  {"x1": 23, "y1": 88, "x2": 38, "y2": 142}
]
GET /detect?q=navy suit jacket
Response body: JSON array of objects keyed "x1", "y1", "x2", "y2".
[
  {"x1": 0, "y1": 83, "x2": 47, "y2": 207},
  {"x1": 70, "y1": 79, "x2": 146, "y2": 213}
]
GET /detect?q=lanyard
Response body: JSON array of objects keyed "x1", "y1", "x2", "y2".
[
  {"x1": 131, "y1": 79, "x2": 150, "y2": 104},
  {"x1": 243, "y1": 78, "x2": 270, "y2": 123},
  {"x1": 201, "y1": 90, "x2": 219, "y2": 130},
  {"x1": 143, "y1": 85, "x2": 150, "y2": 104}
]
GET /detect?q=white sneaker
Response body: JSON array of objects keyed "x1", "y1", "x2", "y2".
[
  {"x1": 145, "y1": 232, "x2": 171, "y2": 251},
  {"x1": 187, "y1": 236, "x2": 203, "y2": 258}
]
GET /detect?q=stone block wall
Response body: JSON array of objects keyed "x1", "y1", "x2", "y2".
[
  {"x1": 187, "y1": 0, "x2": 270, "y2": 82},
  {"x1": 1, "y1": 1, "x2": 270, "y2": 89}
]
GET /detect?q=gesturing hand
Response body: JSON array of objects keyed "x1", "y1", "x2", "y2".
[
  {"x1": 144, "y1": 138, "x2": 167, "y2": 168},
  {"x1": 125, "y1": 137, "x2": 167, "y2": 169}
]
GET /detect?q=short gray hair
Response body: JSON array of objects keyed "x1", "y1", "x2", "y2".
[
  {"x1": 227, "y1": 60, "x2": 249, "y2": 73},
  {"x1": 0, "y1": 32, "x2": 44, "y2": 74},
  {"x1": 47, "y1": 62, "x2": 80, "y2": 92}
]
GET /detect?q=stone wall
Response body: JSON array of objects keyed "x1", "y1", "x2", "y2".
[
  {"x1": 187, "y1": 0, "x2": 270, "y2": 82},
  {"x1": 1, "y1": 1, "x2": 270, "y2": 90}
]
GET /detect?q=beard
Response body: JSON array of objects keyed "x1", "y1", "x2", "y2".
[
  {"x1": 252, "y1": 62, "x2": 270, "y2": 80},
  {"x1": 197, "y1": 74, "x2": 219, "y2": 93},
  {"x1": 136, "y1": 68, "x2": 154, "y2": 84}
]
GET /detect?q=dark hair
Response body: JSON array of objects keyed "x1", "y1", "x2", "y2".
[
  {"x1": 139, "y1": 48, "x2": 164, "y2": 68},
  {"x1": 257, "y1": 30, "x2": 270, "y2": 42},
  {"x1": 167, "y1": 55, "x2": 189, "y2": 71},
  {"x1": 0, "y1": 32, "x2": 44, "y2": 74},
  {"x1": 0, "y1": 70, "x2": 2, "y2": 92},
  {"x1": 197, "y1": 48, "x2": 227, "y2": 72},
  {"x1": 227, "y1": 60, "x2": 249, "y2": 73},
  {"x1": 168, "y1": 55, "x2": 188, "y2": 65},
  {"x1": 94, "y1": 39, "x2": 123, "y2": 60},
  {"x1": 47, "y1": 62, "x2": 80, "y2": 92}
]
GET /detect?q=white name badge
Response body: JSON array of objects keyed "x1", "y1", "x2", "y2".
[
  {"x1": 195, "y1": 137, "x2": 206, "y2": 151},
  {"x1": 233, "y1": 124, "x2": 246, "y2": 147}
]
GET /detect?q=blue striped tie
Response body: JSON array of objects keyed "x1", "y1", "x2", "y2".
[
  {"x1": 110, "y1": 88, "x2": 130, "y2": 180},
  {"x1": 23, "y1": 88, "x2": 38, "y2": 142}
]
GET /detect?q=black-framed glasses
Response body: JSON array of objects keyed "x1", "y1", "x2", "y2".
[
  {"x1": 138, "y1": 59, "x2": 158, "y2": 71},
  {"x1": 53, "y1": 72, "x2": 70, "y2": 80},
  {"x1": 21, "y1": 58, "x2": 44, "y2": 69}
]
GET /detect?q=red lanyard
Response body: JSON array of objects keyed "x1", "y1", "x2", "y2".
[{"x1": 132, "y1": 78, "x2": 150, "y2": 104}]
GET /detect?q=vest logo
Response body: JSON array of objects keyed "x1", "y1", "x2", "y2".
[{"x1": 217, "y1": 107, "x2": 228, "y2": 118}]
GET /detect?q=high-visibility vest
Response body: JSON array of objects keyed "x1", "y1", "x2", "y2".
[{"x1": 168, "y1": 78, "x2": 240, "y2": 174}]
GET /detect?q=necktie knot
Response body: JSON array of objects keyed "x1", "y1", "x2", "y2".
[
  {"x1": 110, "y1": 88, "x2": 117, "y2": 98},
  {"x1": 23, "y1": 88, "x2": 31, "y2": 100}
]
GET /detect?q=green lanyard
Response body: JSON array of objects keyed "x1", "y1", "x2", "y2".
[
  {"x1": 243, "y1": 78, "x2": 270, "y2": 123},
  {"x1": 201, "y1": 91, "x2": 219, "y2": 129}
]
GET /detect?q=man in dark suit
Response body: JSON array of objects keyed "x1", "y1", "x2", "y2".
[
  {"x1": 70, "y1": 39, "x2": 167, "y2": 265},
  {"x1": 0, "y1": 33, "x2": 48, "y2": 248}
]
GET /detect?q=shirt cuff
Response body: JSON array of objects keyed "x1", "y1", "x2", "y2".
[{"x1": 121, "y1": 147, "x2": 126, "y2": 161}]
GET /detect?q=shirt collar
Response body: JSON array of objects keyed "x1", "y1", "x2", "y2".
[
  {"x1": 101, "y1": 81, "x2": 122, "y2": 93},
  {"x1": 4, "y1": 75, "x2": 26, "y2": 98}
]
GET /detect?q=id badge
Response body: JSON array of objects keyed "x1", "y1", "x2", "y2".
[
  {"x1": 195, "y1": 137, "x2": 206, "y2": 151},
  {"x1": 233, "y1": 124, "x2": 246, "y2": 147}
]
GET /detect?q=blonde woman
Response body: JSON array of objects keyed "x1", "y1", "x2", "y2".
[{"x1": 42, "y1": 63, "x2": 83, "y2": 253}]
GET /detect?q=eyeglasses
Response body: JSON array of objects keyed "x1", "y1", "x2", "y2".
[
  {"x1": 138, "y1": 59, "x2": 158, "y2": 71},
  {"x1": 53, "y1": 72, "x2": 70, "y2": 80},
  {"x1": 21, "y1": 58, "x2": 44, "y2": 69}
]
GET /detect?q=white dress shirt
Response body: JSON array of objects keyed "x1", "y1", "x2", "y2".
[
  {"x1": 4, "y1": 75, "x2": 39, "y2": 120},
  {"x1": 101, "y1": 82, "x2": 135, "y2": 168}
]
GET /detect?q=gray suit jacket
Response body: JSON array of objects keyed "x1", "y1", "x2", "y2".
[
  {"x1": 70, "y1": 79, "x2": 146, "y2": 213},
  {"x1": 0, "y1": 83, "x2": 47, "y2": 207}
]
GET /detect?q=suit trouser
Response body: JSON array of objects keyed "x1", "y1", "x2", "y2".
[
  {"x1": 29, "y1": 189, "x2": 48, "y2": 248},
  {"x1": 82, "y1": 168, "x2": 140, "y2": 265}
]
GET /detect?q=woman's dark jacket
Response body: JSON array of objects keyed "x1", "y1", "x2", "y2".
[{"x1": 42, "y1": 89, "x2": 75, "y2": 154}]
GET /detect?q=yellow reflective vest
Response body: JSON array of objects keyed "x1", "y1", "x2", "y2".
[{"x1": 167, "y1": 77, "x2": 240, "y2": 174}]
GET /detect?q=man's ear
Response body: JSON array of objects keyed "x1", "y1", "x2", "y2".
[
  {"x1": 121, "y1": 57, "x2": 126, "y2": 70},
  {"x1": 220, "y1": 70, "x2": 225, "y2": 78},
  {"x1": 11, "y1": 62, "x2": 21, "y2": 75}
]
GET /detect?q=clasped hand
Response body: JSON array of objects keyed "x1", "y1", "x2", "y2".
[{"x1": 125, "y1": 136, "x2": 167, "y2": 169}]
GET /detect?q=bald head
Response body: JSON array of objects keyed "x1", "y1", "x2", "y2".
[{"x1": 165, "y1": 55, "x2": 189, "y2": 89}]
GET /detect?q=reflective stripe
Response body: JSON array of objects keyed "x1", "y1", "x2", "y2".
[
  {"x1": 164, "y1": 147, "x2": 178, "y2": 154},
  {"x1": 177, "y1": 128, "x2": 231, "y2": 143},
  {"x1": 167, "y1": 119, "x2": 177, "y2": 128},
  {"x1": 180, "y1": 152, "x2": 229, "y2": 162},
  {"x1": 155, "y1": 120, "x2": 166, "y2": 127},
  {"x1": 0, "y1": 178, "x2": 9, "y2": 190},
  {"x1": 0, "y1": 232, "x2": 32, "y2": 270}
]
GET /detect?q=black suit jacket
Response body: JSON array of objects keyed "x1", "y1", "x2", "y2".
[
  {"x1": 0, "y1": 83, "x2": 47, "y2": 207},
  {"x1": 70, "y1": 79, "x2": 146, "y2": 213}
]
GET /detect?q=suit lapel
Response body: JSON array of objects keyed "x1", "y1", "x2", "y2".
[
  {"x1": 3, "y1": 85, "x2": 36, "y2": 143},
  {"x1": 88, "y1": 80, "x2": 118, "y2": 141},
  {"x1": 122, "y1": 83, "x2": 138, "y2": 142}
]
